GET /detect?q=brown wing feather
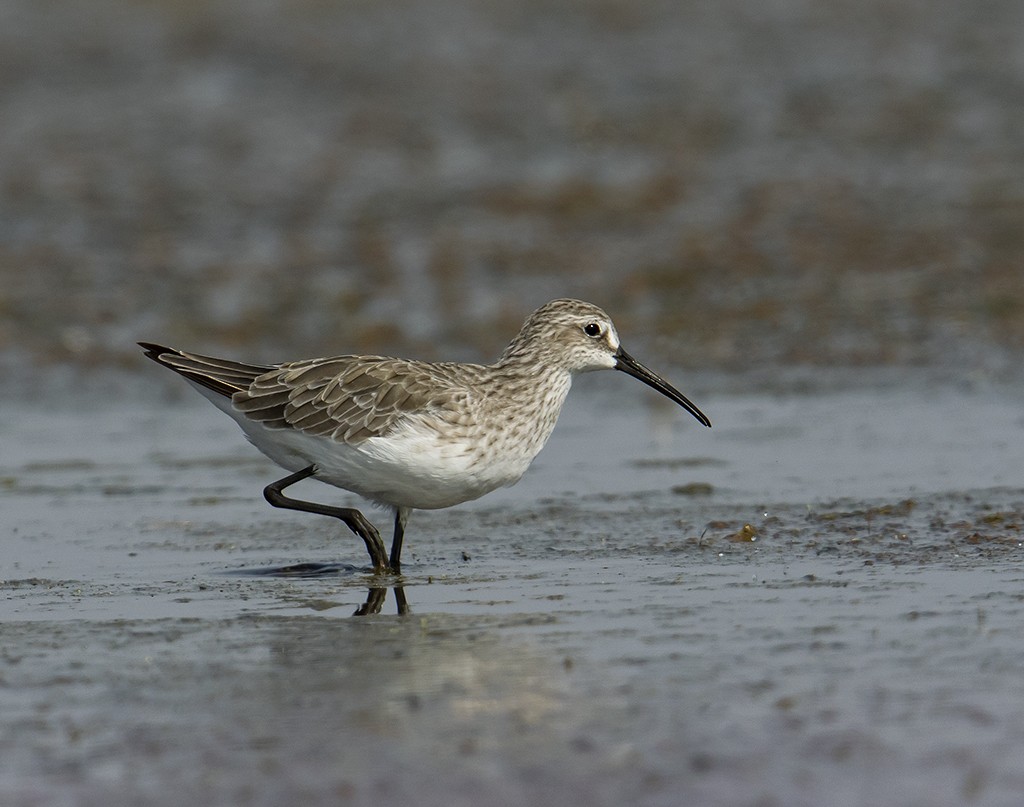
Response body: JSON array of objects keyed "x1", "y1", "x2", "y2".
[
  {"x1": 139, "y1": 342, "x2": 275, "y2": 398},
  {"x1": 232, "y1": 356, "x2": 450, "y2": 443}
]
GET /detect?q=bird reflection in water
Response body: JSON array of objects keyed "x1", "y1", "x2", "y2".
[
  {"x1": 234, "y1": 562, "x2": 409, "y2": 615},
  {"x1": 353, "y1": 584, "x2": 408, "y2": 616}
]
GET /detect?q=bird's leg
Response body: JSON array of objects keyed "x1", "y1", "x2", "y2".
[
  {"x1": 263, "y1": 465, "x2": 390, "y2": 573},
  {"x1": 390, "y1": 507, "x2": 410, "y2": 573}
]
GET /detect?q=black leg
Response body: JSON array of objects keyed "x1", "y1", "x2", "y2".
[
  {"x1": 263, "y1": 465, "x2": 390, "y2": 573},
  {"x1": 390, "y1": 507, "x2": 410, "y2": 572}
]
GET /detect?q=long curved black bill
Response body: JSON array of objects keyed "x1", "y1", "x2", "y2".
[{"x1": 614, "y1": 347, "x2": 711, "y2": 428}]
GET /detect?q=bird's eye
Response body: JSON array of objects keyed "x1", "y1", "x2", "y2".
[{"x1": 583, "y1": 322, "x2": 601, "y2": 337}]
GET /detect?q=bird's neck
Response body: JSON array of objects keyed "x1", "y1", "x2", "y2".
[
  {"x1": 496, "y1": 330, "x2": 571, "y2": 373},
  {"x1": 491, "y1": 348, "x2": 571, "y2": 387},
  {"x1": 496, "y1": 335, "x2": 536, "y2": 366},
  {"x1": 476, "y1": 356, "x2": 573, "y2": 465}
]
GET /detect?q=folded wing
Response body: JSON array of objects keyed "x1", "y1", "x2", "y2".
[{"x1": 234, "y1": 356, "x2": 450, "y2": 443}]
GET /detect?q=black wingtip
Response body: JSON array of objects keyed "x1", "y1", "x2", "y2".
[
  {"x1": 138, "y1": 342, "x2": 176, "y2": 364},
  {"x1": 137, "y1": 341, "x2": 262, "y2": 399}
]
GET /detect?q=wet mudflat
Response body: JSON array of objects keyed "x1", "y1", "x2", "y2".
[{"x1": 3, "y1": 379, "x2": 1024, "y2": 806}]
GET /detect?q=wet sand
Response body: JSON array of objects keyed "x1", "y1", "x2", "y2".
[{"x1": 3, "y1": 380, "x2": 1024, "y2": 806}]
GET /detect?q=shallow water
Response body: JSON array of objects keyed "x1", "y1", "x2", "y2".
[{"x1": 3, "y1": 380, "x2": 1024, "y2": 806}]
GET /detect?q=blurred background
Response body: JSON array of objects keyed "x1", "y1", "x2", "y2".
[{"x1": 1, "y1": 0, "x2": 1022, "y2": 390}]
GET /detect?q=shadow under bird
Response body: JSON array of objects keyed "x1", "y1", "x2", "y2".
[{"x1": 140, "y1": 298, "x2": 710, "y2": 573}]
